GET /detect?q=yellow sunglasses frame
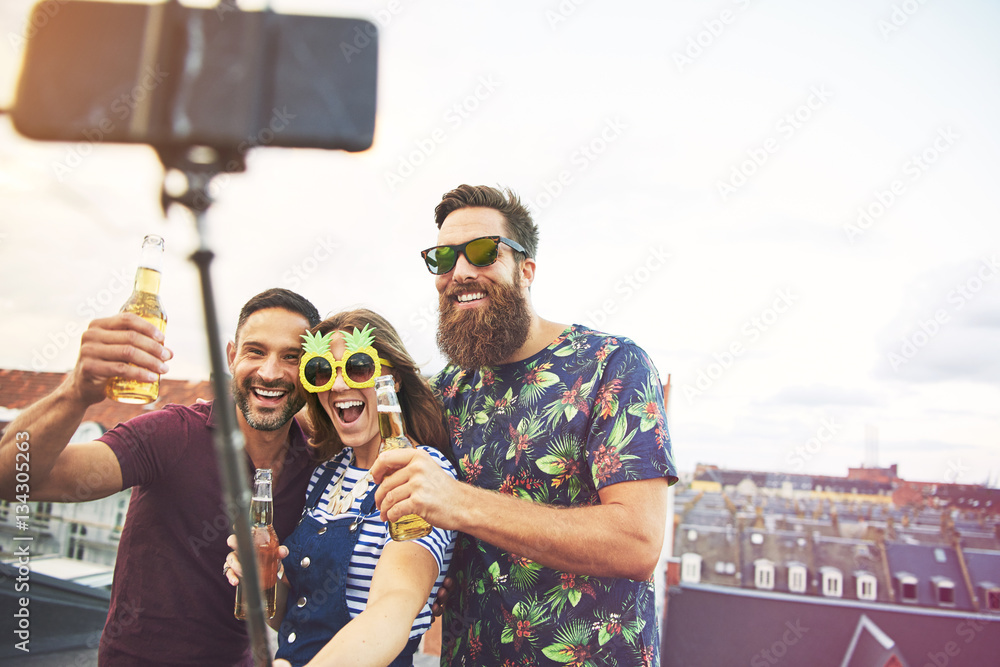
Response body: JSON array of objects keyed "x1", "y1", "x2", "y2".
[{"x1": 299, "y1": 326, "x2": 393, "y2": 393}]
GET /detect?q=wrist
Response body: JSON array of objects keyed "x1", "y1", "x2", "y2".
[
  {"x1": 56, "y1": 375, "x2": 99, "y2": 414},
  {"x1": 448, "y1": 480, "x2": 485, "y2": 534}
]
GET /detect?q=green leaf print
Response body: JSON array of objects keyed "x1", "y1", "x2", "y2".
[
  {"x1": 542, "y1": 375, "x2": 594, "y2": 428},
  {"x1": 507, "y1": 554, "x2": 543, "y2": 590},
  {"x1": 535, "y1": 435, "x2": 585, "y2": 501},
  {"x1": 505, "y1": 413, "x2": 545, "y2": 464},
  {"x1": 625, "y1": 379, "x2": 663, "y2": 433},
  {"x1": 520, "y1": 361, "x2": 560, "y2": 405},
  {"x1": 541, "y1": 619, "x2": 597, "y2": 665},
  {"x1": 500, "y1": 597, "x2": 546, "y2": 651},
  {"x1": 478, "y1": 387, "x2": 516, "y2": 425},
  {"x1": 545, "y1": 572, "x2": 598, "y2": 616}
]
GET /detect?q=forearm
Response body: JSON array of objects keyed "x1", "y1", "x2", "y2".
[
  {"x1": 451, "y1": 481, "x2": 665, "y2": 581},
  {"x1": 303, "y1": 593, "x2": 418, "y2": 667},
  {"x1": 0, "y1": 378, "x2": 88, "y2": 498}
]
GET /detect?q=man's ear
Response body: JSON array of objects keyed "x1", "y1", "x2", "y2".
[
  {"x1": 226, "y1": 340, "x2": 237, "y2": 373},
  {"x1": 519, "y1": 257, "x2": 536, "y2": 289}
]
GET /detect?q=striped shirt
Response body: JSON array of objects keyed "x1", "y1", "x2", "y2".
[{"x1": 303, "y1": 446, "x2": 456, "y2": 638}]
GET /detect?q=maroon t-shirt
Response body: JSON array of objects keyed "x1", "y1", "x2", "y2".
[{"x1": 97, "y1": 401, "x2": 314, "y2": 666}]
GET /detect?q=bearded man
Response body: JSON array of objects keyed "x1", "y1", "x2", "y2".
[{"x1": 372, "y1": 185, "x2": 678, "y2": 666}]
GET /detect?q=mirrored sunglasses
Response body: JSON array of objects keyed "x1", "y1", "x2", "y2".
[{"x1": 420, "y1": 235, "x2": 526, "y2": 275}]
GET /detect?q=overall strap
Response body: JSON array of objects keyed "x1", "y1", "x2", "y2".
[
  {"x1": 305, "y1": 462, "x2": 341, "y2": 510},
  {"x1": 357, "y1": 483, "x2": 379, "y2": 517}
]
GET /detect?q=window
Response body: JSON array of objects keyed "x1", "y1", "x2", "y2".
[
  {"x1": 680, "y1": 553, "x2": 702, "y2": 584},
  {"x1": 821, "y1": 567, "x2": 843, "y2": 598},
  {"x1": 932, "y1": 577, "x2": 956, "y2": 608},
  {"x1": 788, "y1": 564, "x2": 807, "y2": 594},
  {"x1": 754, "y1": 559, "x2": 775, "y2": 590},
  {"x1": 68, "y1": 522, "x2": 87, "y2": 561},
  {"x1": 856, "y1": 573, "x2": 878, "y2": 601},
  {"x1": 985, "y1": 587, "x2": 1000, "y2": 612},
  {"x1": 896, "y1": 573, "x2": 919, "y2": 604},
  {"x1": 34, "y1": 502, "x2": 53, "y2": 528}
]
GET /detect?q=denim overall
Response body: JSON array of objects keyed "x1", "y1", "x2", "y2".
[{"x1": 275, "y1": 465, "x2": 421, "y2": 666}]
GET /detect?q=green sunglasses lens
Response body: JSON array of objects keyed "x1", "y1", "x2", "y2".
[
  {"x1": 428, "y1": 246, "x2": 456, "y2": 274},
  {"x1": 304, "y1": 356, "x2": 332, "y2": 387},
  {"x1": 466, "y1": 237, "x2": 499, "y2": 266}
]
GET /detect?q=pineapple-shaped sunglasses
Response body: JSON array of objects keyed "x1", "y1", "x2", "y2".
[{"x1": 299, "y1": 324, "x2": 394, "y2": 392}]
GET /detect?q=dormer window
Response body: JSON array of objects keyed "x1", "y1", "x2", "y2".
[
  {"x1": 820, "y1": 566, "x2": 843, "y2": 598},
  {"x1": 680, "y1": 553, "x2": 702, "y2": 584},
  {"x1": 932, "y1": 576, "x2": 956, "y2": 608},
  {"x1": 895, "y1": 572, "x2": 919, "y2": 604},
  {"x1": 856, "y1": 572, "x2": 878, "y2": 601},
  {"x1": 787, "y1": 563, "x2": 807, "y2": 594},
  {"x1": 754, "y1": 559, "x2": 775, "y2": 590},
  {"x1": 977, "y1": 583, "x2": 1000, "y2": 612}
]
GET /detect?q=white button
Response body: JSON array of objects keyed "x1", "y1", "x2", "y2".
[
  {"x1": 288, "y1": 632, "x2": 296, "y2": 643},
  {"x1": 297, "y1": 597, "x2": 307, "y2": 608},
  {"x1": 301, "y1": 556, "x2": 311, "y2": 568}
]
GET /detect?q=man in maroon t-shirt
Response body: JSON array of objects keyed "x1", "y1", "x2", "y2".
[{"x1": 0, "y1": 288, "x2": 321, "y2": 666}]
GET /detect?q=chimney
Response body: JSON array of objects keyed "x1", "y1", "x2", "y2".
[
  {"x1": 874, "y1": 529, "x2": 895, "y2": 604},
  {"x1": 952, "y1": 533, "x2": 979, "y2": 613}
]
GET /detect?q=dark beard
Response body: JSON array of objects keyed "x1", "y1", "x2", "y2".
[
  {"x1": 436, "y1": 273, "x2": 531, "y2": 369},
  {"x1": 231, "y1": 376, "x2": 304, "y2": 432}
]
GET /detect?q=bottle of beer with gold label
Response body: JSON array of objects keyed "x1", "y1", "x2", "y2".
[
  {"x1": 106, "y1": 234, "x2": 167, "y2": 404},
  {"x1": 235, "y1": 468, "x2": 280, "y2": 619},
  {"x1": 375, "y1": 374, "x2": 432, "y2": 541}
]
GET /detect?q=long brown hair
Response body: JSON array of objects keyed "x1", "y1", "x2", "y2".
[{"x1": 303, "y1": 309, "x2": 452, "y2": 463}]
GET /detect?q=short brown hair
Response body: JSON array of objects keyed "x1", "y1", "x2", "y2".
[
  {"x1": 235, "y1": 288, "x2": 320, "y2": 342},
  {"x1": 434, "y1": 184, "x2": 538, "y2": 261},
  {"x1": 303, "y1": 309, "x2": 452, "y2": 463}
]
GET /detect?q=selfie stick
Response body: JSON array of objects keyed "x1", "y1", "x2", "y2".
[
  {"x1": 157, "y1": 146, "x2": 274, "y2": 666},
  {"x1": 146, "y1": 7, "x2": 273, "y2": 665}
]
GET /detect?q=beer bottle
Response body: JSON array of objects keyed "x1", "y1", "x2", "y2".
[
  {"x1": 235, "y1": 468, "x2": 280, "y2": 620},
  {"x1": 106, "y1": 234, "x2": 167, "y2": 404},
  {"x1": 375, "y1": 374, "x2": 432, "y2": 541}
]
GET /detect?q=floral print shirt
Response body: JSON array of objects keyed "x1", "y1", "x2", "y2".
[{"x1": 432, "y1": 325, "x2": 677, "y2": 667}]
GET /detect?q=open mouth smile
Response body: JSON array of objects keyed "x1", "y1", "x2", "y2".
[
  {"x1": 455, "y1": 291, "x2": 486, "y2": 304},
  {"x1": 251, "y1": 386, "x2": 288, "y2": 405},
  {"x1": 334, "y1": 399, "x2": 365, "y2": 424}
]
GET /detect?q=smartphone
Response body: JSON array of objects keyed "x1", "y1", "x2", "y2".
[{"x1": 11, "y1": 1, "x2": 378, "y2": 152}]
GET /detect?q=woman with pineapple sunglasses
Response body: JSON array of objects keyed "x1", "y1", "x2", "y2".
[{"x1": 226, "y1": 308, "x2": 456, "y2": 667}]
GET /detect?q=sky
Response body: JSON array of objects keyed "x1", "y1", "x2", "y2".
[{"x1": 1, "y1": 0, "x2": 998, "y2": 485}]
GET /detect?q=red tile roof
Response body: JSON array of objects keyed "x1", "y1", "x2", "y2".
[{"x1": 0, "y1": 369, "x2": 213, "y2": 430}]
